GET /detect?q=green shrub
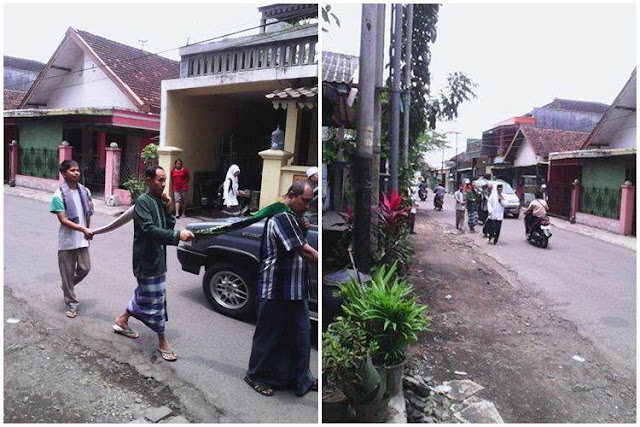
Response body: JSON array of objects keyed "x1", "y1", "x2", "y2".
[
  {"x1": 338, "y1": 263, "x2": 430, "y2": 365},
  {"x1": 141, "y1": 143, "x2": 158, "y2": 165},
  {"x1": 122, "y1": 176, "x2": 146, "y2": 202},
  {"x1": 322, "y1": 317, "x2": 381, "y2": 403}
]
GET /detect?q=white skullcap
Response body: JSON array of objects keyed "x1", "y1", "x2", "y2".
[{"x1": 306, "y1": 166, "x2": 319, "y2": 178}]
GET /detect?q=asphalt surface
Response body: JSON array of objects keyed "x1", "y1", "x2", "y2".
[
  {"x1": 3, "y1": 195, "x2": 318, "y2": 423},
  {"x1": 420, "y1": 191, "x2": 636, "y2": 380}
]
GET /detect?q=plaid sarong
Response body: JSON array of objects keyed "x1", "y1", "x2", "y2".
[
  {"x1": 127, "y1": 275, "x2": 167, "y2": 333},
  {"x1": 468, "y1": 210, "x2": 479, "y2": 228}
]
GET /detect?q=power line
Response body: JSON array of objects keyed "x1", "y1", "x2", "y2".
[{"x1": 5, "y1": 9, "x2": 317, "y2": 92}]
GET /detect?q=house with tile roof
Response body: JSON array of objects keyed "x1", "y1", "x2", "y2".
[
  {"x1": 4, "y1": 27, "x2": 179, "y2": 197},
  {"x1": 4, "y1": 56, "x2": 46, "y2": 183},
  {"x1": 4, "y1": 55, "x2": 45, "y2": 92},
  {"x1": 159, "y1": 4, "x2": 318, "y2": 210},
  {"x1": 486, "y1": 98, "x2": 608, "y2": 205},
  {"x1": 547, "y1": 69, "x2": 636, "y2": 235}
]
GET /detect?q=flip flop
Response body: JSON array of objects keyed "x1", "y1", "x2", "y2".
[
  {"x1": 158, "y1": 348, "x2": 178, "y2": 362},
  {"x1": 112, "y1": 324, "x2": 139, "y2": 339},
  {"x1": 65, "y1": 310, "x2": 77, "y2": 319},
  {"x1": 244, "y1": 376, "x2": 274, "y2": 396}
]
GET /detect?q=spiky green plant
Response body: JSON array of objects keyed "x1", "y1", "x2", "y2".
[{"x1": 338, "y1": 263, "x2": 430, "y2": 365}]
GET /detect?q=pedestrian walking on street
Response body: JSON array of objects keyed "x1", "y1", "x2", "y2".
[
  {"x1": 480, "y1": 183, "x2": 492, "y2": 237},
  {"x1": 170, "y1": 158, "x2": 190, "y2": 218},
  {"x1": 245, "y1": 180, "x2": 319, "y2": 397},
  {"x1": 454, "y1": 183, "x2": 467, "y2": 231},
  {"x1": 487, "y1": 183, "x2": 508, "y2": 244},
  {"x1": 112, "y1": 166, "x2": 194, "y2": 362},
  {"x1": 50, "y1": 160, "x2": 94, "y2": 319},
  {"x1": 464, "y1": 179, "x2": 480, "y2": 232},
  {"x1": 222, "y1": 164, "x2": 247, "y2": 214},
  {"x1": 409, "y1": 185, "x2": 420, "y2": 234}
]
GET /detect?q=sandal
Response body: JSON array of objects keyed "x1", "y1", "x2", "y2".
[
  {"x1": 158, "y1": 348, "x2": 178, "y2": 362},
  {"x1": 244, "y1": 376, "x2": 274, "y2": 396},
  {"x1": 112, "y1": 324, "x2": 139, "y2": 339},
  {"x1": 65, "y1": 310, "x2": 77, "y2": 319}
]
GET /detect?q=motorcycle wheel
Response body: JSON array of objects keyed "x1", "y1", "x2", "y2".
[{"x1": 540, "y1": 235, "x2": 549, "y2": 248}]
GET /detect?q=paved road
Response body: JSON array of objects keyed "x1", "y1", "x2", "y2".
[
  {"x1": 419, "y1": 191, "x2": 636, "y2": 379},
  {"x1": 4, "y1": 195, "x2": 318, "y2": 423}
]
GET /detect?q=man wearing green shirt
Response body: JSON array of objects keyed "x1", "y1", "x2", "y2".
[{"x1": 112, "y1": 166, "x2": 194, "y2": 362}]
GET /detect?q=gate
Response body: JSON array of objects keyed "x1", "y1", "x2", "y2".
[
  {"x1": 73, "y1": 152, "x2": 105, "y2": 198},
  {"x1": 19, "y1": 147, "x2": 59, "y2": 179},
  {"x1": 547, "y1": 182, "x2": 571, "y2": 218}
]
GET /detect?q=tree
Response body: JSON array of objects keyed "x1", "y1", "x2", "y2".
[
  {"x1": 322, "y1": 4, "x2": 341, "y2": 33},
  {"x1": 383, "y1": 4, "x2": 477, "y2": 183}
]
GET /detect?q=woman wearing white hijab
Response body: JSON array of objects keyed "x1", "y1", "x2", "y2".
[{"x1": 223, "y1": 164, "x2": 245, "y2": 213}]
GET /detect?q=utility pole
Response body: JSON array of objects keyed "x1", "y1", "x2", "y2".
[
  {"x1": 371, "y1": 4, "x2": 385, "y2": 249},
  {"x1": 441, "y1": 144, "x2": 445, "y2": 186},
  {"x1": 402, "y1": 4, "x2": 413, "y2": 172},
  {"x1": 451, "y1": 131, "x2": 461, "y2": 185},
  {"x1": 389, "y1": 3, "x2": 403, "y2": 191},
  {"x1": 354, "y1": 4, "x2": 377, "y2": 273}
]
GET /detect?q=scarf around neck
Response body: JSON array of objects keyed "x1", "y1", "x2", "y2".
[{"x1": 61, "y1": 181, "x2": 93, "y2": 224}]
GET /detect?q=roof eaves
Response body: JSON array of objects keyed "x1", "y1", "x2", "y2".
[
  {"x1": 581, "y1": 68, "x2": 637, "y2": 149},
  {"x1": 71, "y1": 29, "x2": 145, "y2": 109}
]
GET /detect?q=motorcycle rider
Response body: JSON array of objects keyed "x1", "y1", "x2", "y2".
[
  {"x1": 524, "y1": 189, "x2": 549, "y2": 236},
  {"x1": 418, "y1": 178, "x2": 428, "y2": 201}
]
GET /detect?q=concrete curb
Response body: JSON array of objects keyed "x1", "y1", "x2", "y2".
[
  {"x1": 5, "y1": 185, "x2": 129, "y2": 217},
  {"x1": 550, "y1": 217, "x2": 636, "y2": 251}
]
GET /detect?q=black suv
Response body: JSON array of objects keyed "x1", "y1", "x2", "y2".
[{"x1": 177, "y1": 216, "x2": 318, "y2": 322}]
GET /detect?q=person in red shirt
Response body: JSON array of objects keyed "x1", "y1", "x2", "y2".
[{"x1": 170, "y1": 159, "x2": 190, "y2": 218}]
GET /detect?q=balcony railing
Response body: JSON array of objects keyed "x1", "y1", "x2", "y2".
[{"x1": 185, "y1": 36, "x2": 318, "y2": 78}]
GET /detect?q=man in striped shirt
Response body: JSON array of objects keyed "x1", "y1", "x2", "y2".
[{"x1": 245, "y1": 180, "x2": 318, "y2": 397}]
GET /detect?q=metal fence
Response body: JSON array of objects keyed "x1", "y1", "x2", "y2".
[
  {"x1": 72, "y1": 152, "x2": 105, "y2": 197},
  {"x1": 19, "y1": 147, "x2": 59, "y2": 180},
  {"x1": 580, "y1": 186, "x2": 621, "y2": 219},
  {"x1": 119, "y1": 153, "x2": 142, "y2": 188}
]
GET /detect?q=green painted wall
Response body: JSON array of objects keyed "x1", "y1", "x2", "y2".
[
  {"x1": 581, "y1": 158, "x2": 627, "y2": 189},
  {"x1": 19, "y1": 119, "x2": 64, "y2": 150}
]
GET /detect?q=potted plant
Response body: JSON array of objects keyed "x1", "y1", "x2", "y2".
[
  {"x1": 122, "y1": 174, "x2": 146, "y2": 203},
  {"x1": 338, "y1": 262, "x2": 430, "y2": 395},
  {"x1": 322, "y1": 317, "x2": 388, "y2": 423},
  {"x1": 140, "y1": 142, "x2": 158, "y2": 166},
  {"x1": 374, "y1": 190, "x2": 414, "y2": 275}
]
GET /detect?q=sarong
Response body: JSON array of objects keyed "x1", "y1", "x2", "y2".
[
  {"x1": 467, "y1": 210, "x2": 479, "y2": 228},
  {"x1": 127, "y1": 275, "x2": 167, "y2": 333},
  {"x1": 246, "y1": 299, "x2": 315, "y2": 396}
]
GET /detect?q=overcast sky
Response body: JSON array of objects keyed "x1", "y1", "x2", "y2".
[
  {"x1": 324, "y1": 3, "x2": 636, "y2": 168},
  {"x1": 3, "y1": 3, "x2": 267, "y2": 63}
]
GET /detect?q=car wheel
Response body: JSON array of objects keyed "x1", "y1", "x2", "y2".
[{"x1": 202, "y1": 262, "x2": 256, "y2": 320}]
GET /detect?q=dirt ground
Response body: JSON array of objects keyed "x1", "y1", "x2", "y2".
[
  {"x1": 3, "y1": 286, "x2": 220, "y2": 423},
  {"x1": 407, "y1": 214, "x2": 636, "y2": 423}
]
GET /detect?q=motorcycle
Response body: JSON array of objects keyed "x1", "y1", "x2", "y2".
[
  {"x1": 526, "y1": 215, "x2": 552, "y2": 248},
  {"x1": 434, "y1": 194, "x2": 443, "y2": 211},
  {"x1": 418, "y1": 187, "x2": 428, "y2": 201}
]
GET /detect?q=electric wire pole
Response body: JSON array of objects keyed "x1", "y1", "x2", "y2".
[
  {"x1": 402, "y1": 4, "x2": 413, "y2": 172},
  {"x1": 354, "y1": 4, "x2": 378, "y2": 273},
  {"x1": 389, "y1": 3, "x2": 403, "y2": 191}
]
